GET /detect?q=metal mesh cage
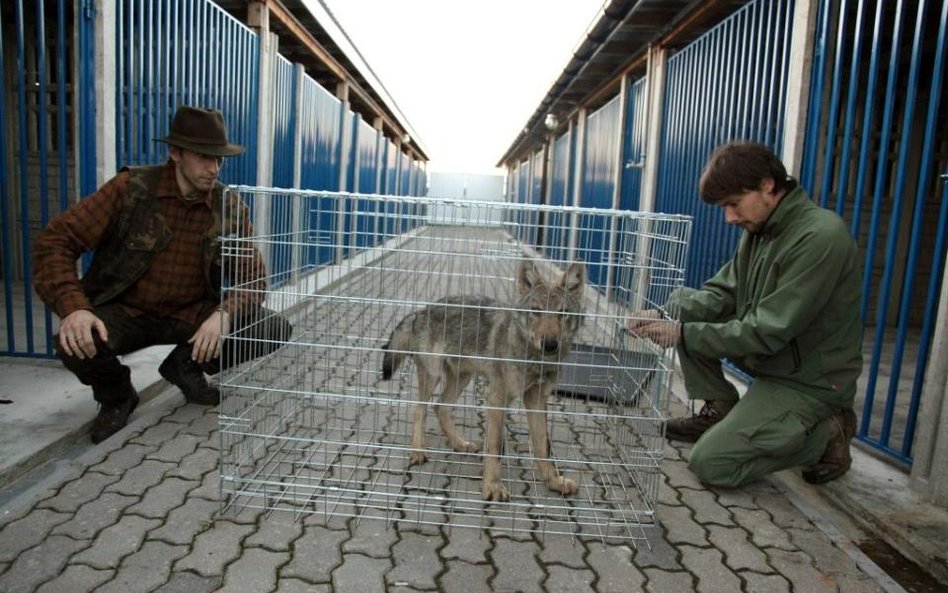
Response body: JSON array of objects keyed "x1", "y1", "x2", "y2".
[{"x1": 218, "y1": 188, "x2": 691, "y2": 544}]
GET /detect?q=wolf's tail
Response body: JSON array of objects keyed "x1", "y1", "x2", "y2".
[{"x1": 381, "y1": 318, "x2": 412, "y2": 380}]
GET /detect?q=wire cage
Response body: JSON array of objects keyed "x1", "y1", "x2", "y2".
[{"x1": 218, "y1": 188, "x2": 692, "y2": 544}]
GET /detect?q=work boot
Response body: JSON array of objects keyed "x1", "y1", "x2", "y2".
[
  {"x1": 159, "y1": 347, "x2": 220, "y2": 405},
  {"x1": 802, "y1": 407, "x2": 857, "y2": 484},
  {"x1": 90, "y1": 391, "x2": 140, "y2": 444},
  {"x1": 666, "y1": 400, "x2": 735, "y2": 443}
]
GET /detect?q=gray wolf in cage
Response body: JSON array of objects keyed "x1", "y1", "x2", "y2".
[{"x1": 381, "y1": 260, "x2": 586, "y2": 501}]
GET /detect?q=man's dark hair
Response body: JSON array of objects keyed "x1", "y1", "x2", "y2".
[{"x1": 698, "y1": 141, "x2": 790, "y2": 204}]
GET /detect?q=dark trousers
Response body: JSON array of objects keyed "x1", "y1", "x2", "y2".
[{"x1": 56, "y1": 302, "x2": 293, "y2": 405}]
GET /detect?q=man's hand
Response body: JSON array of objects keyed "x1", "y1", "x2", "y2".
[
  {"x1": 189, "y1": 310, "x2": 230, "y2": 364},
  {"x1": 637, "y1": 320, "x2": 681, "y2": 348},
  {"x1": 58, "y1": 310, "x2": 108, "y2": 359},
  {"x1": 626, "y1": 309, "x2": 662, "y2": 331}
]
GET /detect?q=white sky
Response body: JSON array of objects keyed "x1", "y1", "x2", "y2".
[{"x1": 322, "y1": 0, "x2": 607, "y2": 176}]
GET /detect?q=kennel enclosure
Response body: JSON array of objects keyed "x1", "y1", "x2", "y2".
[{"x1": 218, "y1": 188, "x2": 691, "y2": 544}]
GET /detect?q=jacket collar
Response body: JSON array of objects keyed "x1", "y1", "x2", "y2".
[{"x1": 756, "y1": 181, "x2": 807, "y2": 238}]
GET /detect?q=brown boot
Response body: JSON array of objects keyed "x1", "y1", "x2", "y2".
[
  {"x1": 802, "y1": 407, "x2": 857, "y2": 484},
  {"x1": 665, "y1": 400, "x2": 735, "y2": 443}
]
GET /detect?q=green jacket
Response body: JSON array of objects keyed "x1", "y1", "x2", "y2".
[{"x1": 673, "y1": 185, "x2": 863, "y2": 406}]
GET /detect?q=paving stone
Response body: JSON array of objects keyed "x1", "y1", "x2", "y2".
[
  {"x1": 189, "y1": 468, "x2": 221, "y2": 501},
  {"x1": 0, "y1": 508, "x2": 70, "y2": 562},
  {"x1": 657, "y1": 474, "x2": 680, "y2": 506},
  {"x1": 130, "y1": 421, "x2": 185, "y2": 447},
  {"x1": 706, "y1": 525, "x2": 772, "y2": 573},
  {"x1": 786, "y1": 527, "x2": 860, "y2": 575},
  {"x1": 440, "y1": 524, "x2": 492, "y2": 564},
  {"x1": 282, "y1": 524, "x2": 348, "y2": 582},
  {"x1": 713, "y1": 488, "x2": 758, "y2": 510},
  {"x1": 37, "y1": 471, "x2": 121, "y2": 513},
  {"x1": 167, "y1": 402, "x2": 211, "y2": 426},
  {"x1": 733, "y1": 508, "x2": 794, "y2": 550},
  {"x1": 440, "y1": 560, "x2": 493, "y2": 593},
  {"x1": 126, "y1": 477, "x2": 198, "y2": 519},
  {"x1": 51, "y1": 491, "x2": 138, "y2": 539},
  {"x1": 343, "y1": 511, "x2": 399, "y2": 557},
  {"x1": 34, "y1": 564, "x2": 113, "y2": 593},
  {"x1": 663, "y1": 459, "x2": 703, "y2": 490},
  {"x1": 386, "y1": 531, "x2": 444, "y2": 589},
  {"x1": 656, "y1": 503, "x2": 708, "y2": 546},
  {"x1": 332, "y1": 553, "x2": 391, "y2": 593},
  {"x1": 148, "y1": 497, "x2": 219, "y2": 545},
  {"x1": 586, "y1": 543, "x2": 646, "y2": 593},
  {"x1": 680, "y1": 489, "x2": 734, "y2": 526},
  {"x1": 743, "y1": 571, "x2": 792, "y2": 593},
  {"x1": 72, "y1": 515, "x2": 161, "y2": 569},
  {"x1": 91, "y1": 443, "x2": 154, "y2": 476},
  {"x1": 246, "y1": 510, "x2": 305, "y2": 551},
  {"x1": 643, "y1": 568, "x2": 696, "y2": 593},
  {"x1": 104, "y1": 459, "x2": 176, "y2": 497},
  {"x1": 148, "y1": 433, "x2": 204, "y2": 463},
  {"x1": 174, "y1": 520, "x2": 255, "y2": 576},
  {"x1": 152, "y1": 571, "x2": 220, "y2": 593},
  {"x1": 95, "y1": 540, "x2": 189, "y2": 593},
  {"x1": 632, "y1": 532, "x2": 683, "y2": 570},
  {"x1": 537, "y1": 534, "x2": 586, "y2": 568},
  {"x1": 678, "y1": 544, "x2": 742, "y2": 593},
  {"x1": 766, "y1": 548, "x2": 838, "y2": 593},
  {"x1": 545, "y1": 564, "x2": 595, "y2": 593},
  {"x1": 275, "y1": 578, "x2": 332, "y2": 593},
  {"x1": 217, "y1": 547, "x2": 288, "y2": 593},
  {"x1": 0, "y1": 534, "x2": 90, "y2": 593},
  {"x1": 489, "y1": 537, "x2": 543, "y2": 593},
  {"x1": 168, "y1": 447, "x2": 219, "y2": 481},
  {"x1": 757, "y1": 490, "x2": 819, "y2": 529}
]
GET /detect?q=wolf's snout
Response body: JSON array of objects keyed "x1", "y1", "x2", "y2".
[{"x1": 541, "y1": 338, "x2": 560, "y2": 354}]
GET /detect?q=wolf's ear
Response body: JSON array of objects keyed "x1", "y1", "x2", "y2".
[
  {"x1": 561, "y1": 261, "x2": 586, "y2": 293},
  {"x1": 517, "y1": 260, "x2": 545, "y2": 294}
]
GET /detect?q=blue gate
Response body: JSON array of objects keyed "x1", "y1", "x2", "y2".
[{"x1": 801, "y1": 0, "x2": 948, "y2": 464}]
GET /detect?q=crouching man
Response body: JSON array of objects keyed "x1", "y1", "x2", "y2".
[
  {"x1": 33, "y1": 106, "x2": 292, "y2": 443},
  {"x1": 629, "y1": 141, "x2": 863, "y2": 486}
]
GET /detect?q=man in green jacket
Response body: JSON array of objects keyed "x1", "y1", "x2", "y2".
[{"x1": 629, "y1": 141, "x2": 863, "y2": 487}]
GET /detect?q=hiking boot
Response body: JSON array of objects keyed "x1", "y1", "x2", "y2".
[
  {"x1": 665, "y1": 400, "x2": 734, "y2": 443},
  {"x1": 90, "y1": 391, "x2": 140, "y2": 444},
  {"x1": 802, "y1": 407, "x2": 857, "y2": 484},
  {"x1": 159, "y1": 347, "x2": 220, "y2": 405}
]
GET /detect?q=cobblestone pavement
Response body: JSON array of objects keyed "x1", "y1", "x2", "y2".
[{"x1": 0, "y1": 391, "x2": 898, "y2": 593}]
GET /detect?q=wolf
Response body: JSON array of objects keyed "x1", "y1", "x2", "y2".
[{"x1": 381, "y1": 259, "x2": 586, "y2": 501}]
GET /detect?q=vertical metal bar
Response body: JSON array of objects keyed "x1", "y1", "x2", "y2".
[
  {"x1": 15, "y1": 0, "x2": 36, "y2": 352},
  {"x1": 859, "y1": 0, "x2": 907, "y2": 440},
  {"x1": 800, "y1": 0, "x2": 830, "y2": 187},
  {"x1": 851, "y1": 0, "x2": 885, "y2": 246},
  {"x1": 0, "y1": 4, "x2": 15, "y2": 352},
  {"x1": 817, "y1": 0, "x2": 848, "y2": 208},
  {"x1": 835, "y1": 0, "x2": 869, "y2": 219},
  {"x1": 35, "y1": 0, "x2": 51, "y2": 352}
]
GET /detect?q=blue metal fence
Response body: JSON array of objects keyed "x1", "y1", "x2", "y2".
[
  {"x1": 801, "y1": 0, "x2": 948, "y2": 463},
  {"x1": 579, "y1": 95, "x2": 620, "y2": 287},
  {"x1": 656, "y1": 0, "x2": 795, "y2": 288},
  {"x1": 620, "y1": 76, "x2": 648, "y2": 212},
  {"x1": 116, "y1": 0, "x2": 260, "y2": 186}
]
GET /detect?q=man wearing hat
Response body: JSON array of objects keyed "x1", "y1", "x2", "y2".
[{"x1": 33, "y1": 106, "x2": 292, "y2": 443}]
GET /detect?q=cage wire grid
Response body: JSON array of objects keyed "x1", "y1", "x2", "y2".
[{"x1": 217, "y1": 188, "x2": 692, "y2": 545}]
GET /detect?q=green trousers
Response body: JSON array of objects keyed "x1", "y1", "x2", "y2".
[{"x1": 678, "y1": 348, "x2": 834, "y2": 487}]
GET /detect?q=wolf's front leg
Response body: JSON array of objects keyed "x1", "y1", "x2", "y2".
[
  {"x1": 482, "y1": 404, "x2": 509, "y2": 501},
  {"x1": 525, "y1": 386, "x2": 577, "y2": 496},
  {"x1": 409, "y1": 369, "x2": 435, "y2": 465}
]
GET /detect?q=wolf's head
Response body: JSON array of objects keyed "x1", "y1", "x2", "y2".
[{"x1": 515, "y1": 260, "x2": 586, "y2": 357}]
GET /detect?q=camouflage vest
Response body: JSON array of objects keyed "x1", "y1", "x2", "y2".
[{"x1": 81, "y1": 164, "x2": 247, "y2": 307}]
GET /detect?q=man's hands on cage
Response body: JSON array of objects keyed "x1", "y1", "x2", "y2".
[{"x1": 626, "y1": 309, "x2": 681, "y2": 348}]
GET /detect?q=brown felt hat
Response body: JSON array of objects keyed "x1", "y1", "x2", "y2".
[{"x1": 157, "y1": 106, "x2": 244, "y2": 156}]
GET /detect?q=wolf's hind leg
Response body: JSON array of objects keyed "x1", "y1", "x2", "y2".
[
  {"x1": 437, "y1": 369, "x2": 478, "y2": 453},
  {"x1": 409, "y1": 363, "x2": 438, "y2": 465},
  {"x1": 525, "y1": 386, "x2": 577, "y2": 496}
]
